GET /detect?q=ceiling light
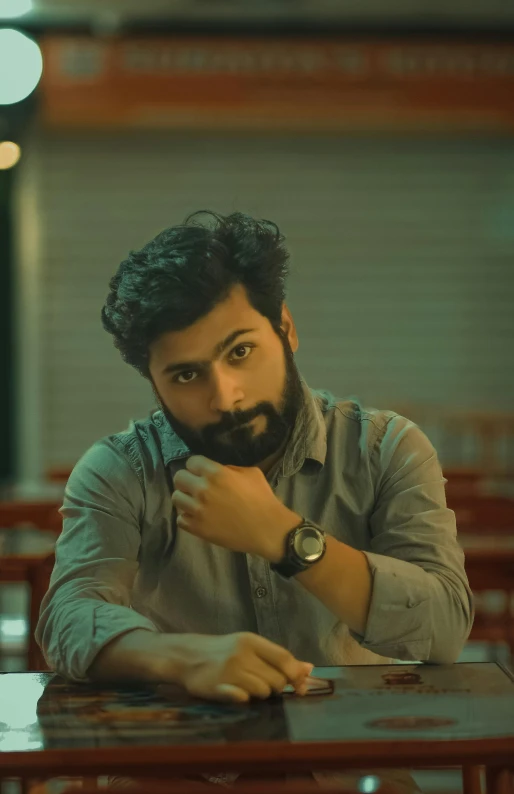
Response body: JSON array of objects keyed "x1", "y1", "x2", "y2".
[
  {"x1": 0, "y1": 0, "x2": 33, "y2": 19},
  {"x1": 0, "y1": 141, "x2": 22, "y2": 169},
  {"x1": 0, "y1": 28, "x2": 43, "y2": 105}
]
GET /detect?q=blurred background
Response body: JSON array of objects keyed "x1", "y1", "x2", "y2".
[
  {"x1": 0, "y1": 6, "x2": 514, "y2": 788},
  {"x1": 2, "y1": 1, "x2": 514, "y2": 488}
]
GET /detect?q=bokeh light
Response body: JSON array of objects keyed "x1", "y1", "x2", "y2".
[
  {"x1": 0, "y1": 0, "x2": 33, "y2": 19},
  {"x1": 0, "y1": 28, "x2": 43, "y2": 105},
  {"x1": 0, "y1": 141, "x2": 22, "y2": 169},
  {"x1": 358, "y1": 776, "x2": 382, "y2": 794}
]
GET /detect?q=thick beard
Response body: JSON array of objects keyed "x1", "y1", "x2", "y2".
[{"x1": 153, "y1": 331, "x2": 305, "y2": 467}]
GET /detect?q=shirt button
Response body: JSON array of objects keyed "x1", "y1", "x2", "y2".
[{"x1": 255, "y1": 586, "x2": 267, "y2": 599}]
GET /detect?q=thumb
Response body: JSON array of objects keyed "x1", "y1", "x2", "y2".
[{"x1": 214, "y1": 683, "x2": 250, "y2": 703}]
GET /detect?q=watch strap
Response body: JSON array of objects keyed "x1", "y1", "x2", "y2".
[
  {"x1": 270, "y1": 556, "x2": 308, "y2": 579},
  {"x1": 270, "y1": 519, "x2": 326, "y2": 580}
]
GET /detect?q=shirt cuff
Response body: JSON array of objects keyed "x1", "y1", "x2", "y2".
[
  {"x1": 349, "y1": 550, "x2": 433, "y2": 661},
  {"x1": 52, "y1": 601, "x2": 158, "y2": 682}
]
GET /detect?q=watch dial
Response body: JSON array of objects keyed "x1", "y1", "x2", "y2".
[{"x1": 293, "y1": 528, "x2": 323, "y2": 562}]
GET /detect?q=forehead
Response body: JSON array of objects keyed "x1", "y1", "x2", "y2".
[{"x1": 149, "y1": 284, "x2": 266, "y2": 368}]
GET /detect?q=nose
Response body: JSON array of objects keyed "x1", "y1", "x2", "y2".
[{"x1": 208, "y1": 364, "x2": 245, "y2": 414}]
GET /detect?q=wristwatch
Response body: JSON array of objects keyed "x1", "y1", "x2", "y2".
[{"x1": 270, "y1": 518, "x2": 327, "y2": 580}]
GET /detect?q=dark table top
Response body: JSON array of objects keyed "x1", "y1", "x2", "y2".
[{"x1": 0, "y1": 662, "x2": 513, "y2": 777}]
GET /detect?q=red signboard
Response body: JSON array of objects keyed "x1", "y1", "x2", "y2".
[{"x1": 39, "y1": 36, "x2": 514, "y2": 132}]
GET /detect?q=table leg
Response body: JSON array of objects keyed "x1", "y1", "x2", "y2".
[
  {"x1": 463, "y1": 765, "x2": 484, "y2": 794},
  {"x1": 485, "y1": 767, "x2": 512, "y2": 794}
]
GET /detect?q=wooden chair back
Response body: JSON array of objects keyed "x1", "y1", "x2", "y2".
[
  {"x1": 61, "y1": 781, "x2": 400, "y2": 794},
  {"x1": 0, "y1": 501, "x2": 62, "y2": 533},
  {"x1": 0, "y1": 501, "x2": 60, "y2": 671},
  {"x1": 447, "y1": 494, "x2": 514, "y2": 533}
]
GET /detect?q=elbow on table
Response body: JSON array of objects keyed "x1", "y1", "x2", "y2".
[
  {"x1": 424, "y1": 642, "x2": 464, "y2": 665},
  {"x1": 425, "y1": 602, "x2": 474, "y2": 665}
]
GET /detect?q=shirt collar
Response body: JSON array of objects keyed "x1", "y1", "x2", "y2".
[{"x1": 152, "y1": 376, "x2": 327, "y2": 475}]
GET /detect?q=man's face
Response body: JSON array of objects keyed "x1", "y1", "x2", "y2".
[{"x1": 148, "y1": 284, "x2": 304, "y2": 469}]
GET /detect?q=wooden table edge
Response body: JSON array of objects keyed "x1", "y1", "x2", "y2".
[{"x1": 2, "y1": 736, "x2": 514, "y2": 778}]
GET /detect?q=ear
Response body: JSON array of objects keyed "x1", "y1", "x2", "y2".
[{"x1": 280, "y1": 303, "x2": 299, "y2": 353}]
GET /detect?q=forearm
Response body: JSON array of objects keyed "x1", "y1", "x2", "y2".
[
  {"x1": 295, "y1": 535, "x2": 373, "y2": 636},
  {"x1": 88, "y1": 629, "x2": 189, "y2": 684},
  {"x1": 296, "y1": 539, "x2": 472, "y2": 663},
  {"x1": 265, "y1": 508, "x2": 373, "y2": 636},
  {"x1": 267, "y1": 507, "x2": 471, "y2": 663}
]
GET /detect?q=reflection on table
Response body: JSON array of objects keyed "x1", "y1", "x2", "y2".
[{"x1": 0, "y1": 662, "x2": 512, "y2": 794}]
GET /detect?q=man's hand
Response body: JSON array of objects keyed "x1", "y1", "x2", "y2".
[
  {"x1": 88, "y1": 629, "x2": 313, "y2": 702},
  {"x1": 171, "y1": 456, "x2": 301, "y2": 561},
  {"x1": 170, "y1": 632, "x2": 314, "y2": 703}
]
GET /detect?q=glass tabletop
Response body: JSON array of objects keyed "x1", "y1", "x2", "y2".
[{"x1": 1, "y1": 662, "x2": 513, "y2": 755}]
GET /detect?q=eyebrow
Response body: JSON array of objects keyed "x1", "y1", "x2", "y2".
[{"x1": 161, "y1": 328, "x2": 259, "y2": 377}]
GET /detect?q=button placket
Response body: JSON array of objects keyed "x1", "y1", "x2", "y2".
[{"x1": 246, "y1": 554, "x2": 283, "y2": 645}]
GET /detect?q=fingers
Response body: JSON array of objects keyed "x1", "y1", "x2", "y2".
[
  {"x1": 252, "y1": 635, "x2": 313, "y2": 684},
  {"x1": 294, "y1": 678, "x2": 310, "y2": 696},
  {"x1": 215, "y1": 671, "x2": 273, "y2": 702},
  {"x1": 171, "y1": 489, "x2": 197, "y2": 515},
  {"x1": 208, "y1": 634, "x2": 316, "y2": 704},
  {"x1": 214, "y1": 683, "x2": 250, "y2": 704},
  {"x1": 236, "y1": 671, "x2": 276, "y2": 700},
  {"x1": 215, "y1": 662, "x2": 293, "y2": 703},
  {"x1": 185, "y1": 456, "x2": 219, "y2": 477},
  {"x1": 248, "y1": 658, "x2": 288, "y2": 695}
]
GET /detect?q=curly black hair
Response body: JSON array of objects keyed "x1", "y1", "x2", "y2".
[{"x1": 101, "y1": 210, "x2": 291, "y2": 378}]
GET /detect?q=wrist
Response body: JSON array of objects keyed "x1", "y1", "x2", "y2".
[
  {"x1": 262, "y1": 508, "x2": 303, "y2": 563},
  {"x1": 154, "y1": 633, "x2": 202, "y2": 685},
  {"x1": 88, "y1": 629, "x2": 168, "y2": 684}
]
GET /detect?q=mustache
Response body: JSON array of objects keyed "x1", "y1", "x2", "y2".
[
  {"x1": 154, "y1": 393, "x2": 267, "y2": 436},
  {"x1": 207, "y1": 407, "x2": 267, "y2": 435}
]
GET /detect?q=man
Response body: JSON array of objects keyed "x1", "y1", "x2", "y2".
[{"x1": 36, "y1": 210, "x2": 473, "y2": 788}]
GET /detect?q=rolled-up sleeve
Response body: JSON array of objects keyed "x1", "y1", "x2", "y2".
[
  {"x1": 35, "y1": 437, "x2": 158, "y2": 682},
  {"x1": 350, "y1": 415, "x2": 474, "y2": 664}
]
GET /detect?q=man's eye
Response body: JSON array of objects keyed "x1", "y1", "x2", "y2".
[
  {"x1": 173, "y1": 370, "x2": 198, "y2": 385},
  {"x1": 172, "y1": 345, "x2": 254, "y2": 385},
  {"x1": 231, "y1": 344, "x2": 253, "y2": 361}
]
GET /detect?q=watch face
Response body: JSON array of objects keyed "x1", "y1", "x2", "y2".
[{"x1": 292, "y1": 527, "x2": 325, "y2": 562}]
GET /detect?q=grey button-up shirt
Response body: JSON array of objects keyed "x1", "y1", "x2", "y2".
[{"x1": 36, "y1": 379, "x2": 474, "y2": 681}]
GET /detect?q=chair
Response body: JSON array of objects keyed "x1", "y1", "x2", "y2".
[
  {"x1": 0, "y1": 536, "x2": 55, "y2": 670},
  {"x1": 439, "y1": 410, "x2": 514, "y2": 475},
  {"x1": 449, "y1": 493, "x2": 514, "y2": 663},
  {"x1": 45, "y1": 466, "x2": 74, "y2": 485},
  {"x1": 0, "y1": 501, "x2": 62, "y2": 534},
  {"x1": 0, "y1": 500, "x2": 61, "y2": 670},
  {"x1": 462, "y1": 541, "x2": 514, "y2": 663},
  {"x1": 444, "y1": 469, "x2": 514, "y2": 499},
  {"x1": 54, "y1": 779, "x2": 407, "y2": 794},
  {"x1": 447, "y1": 494, "x2": 514, "y2": 532},
  {"x1": 391, "y1": 403, "x2": 514, "y2": 477},
  {"x1": 54, "y1": 768, "x2": 513, "y2": 794}
]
